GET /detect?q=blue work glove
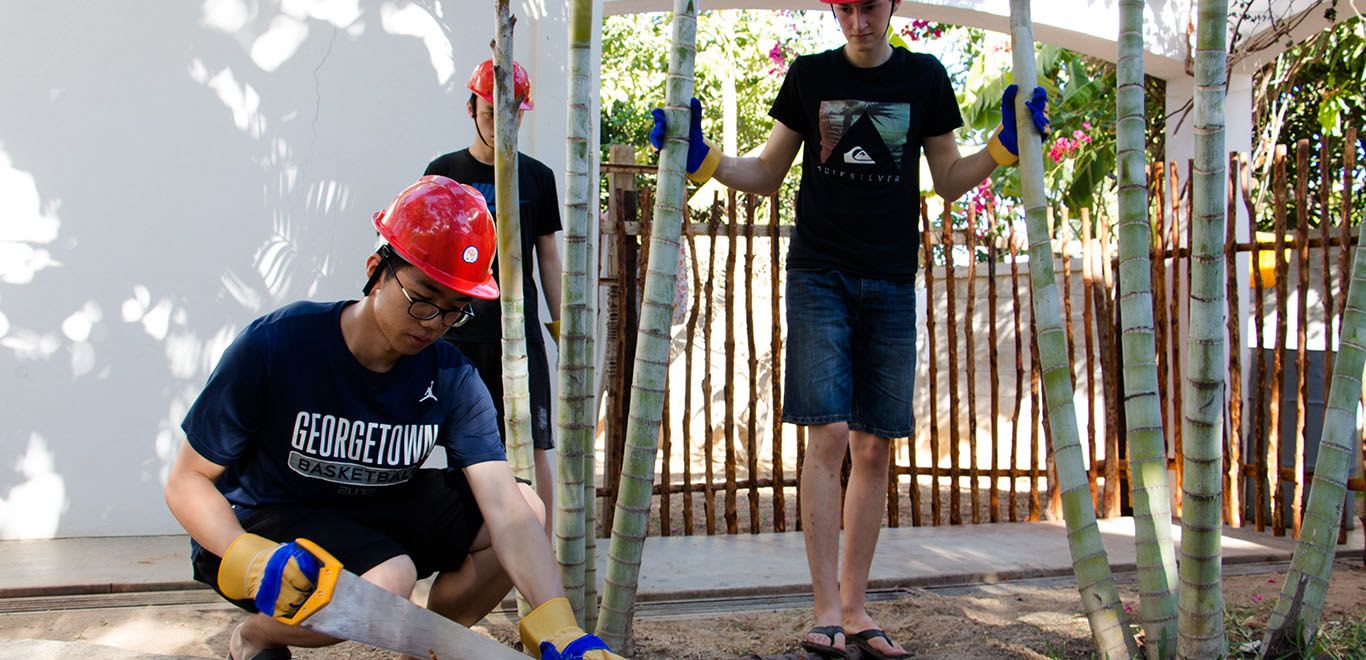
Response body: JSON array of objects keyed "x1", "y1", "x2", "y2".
[
  {"x1": 648, "y1": 97, "x2": 720, "y2": 184},
  {"x1": 988, "y1": 84, "x2": 1050, "y2": 166}
]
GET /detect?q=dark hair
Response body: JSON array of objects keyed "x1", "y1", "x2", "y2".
[{"x1": 361, "y1": 244, "x2": 411, "y2": 296}]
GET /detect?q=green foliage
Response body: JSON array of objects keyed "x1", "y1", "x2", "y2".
[{"x1": 1250, "y1": 16, "x2": 1366, "y2": 232}]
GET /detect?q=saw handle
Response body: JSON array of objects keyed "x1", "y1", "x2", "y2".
[{"x1": 274, "y1": 537, "x2": 343, "y2": 626}]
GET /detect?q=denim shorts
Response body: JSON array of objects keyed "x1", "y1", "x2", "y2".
[{"x1": 782, "y1": 269, "x2": 917, "y2": 439}]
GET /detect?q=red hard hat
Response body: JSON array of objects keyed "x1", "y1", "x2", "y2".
[
  {"x1": 372, "y1": 175, "x2": 499, "y2": 300},
  {"x1": 466, "y1": 59, "x2": 533, "y2": 111}
]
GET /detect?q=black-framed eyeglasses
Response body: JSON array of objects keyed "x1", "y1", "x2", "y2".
[{"x1": 386, "y1": 261, "x2": 475, "y2": 328}]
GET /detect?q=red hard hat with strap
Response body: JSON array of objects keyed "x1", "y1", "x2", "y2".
[
  {"x1": 466, "y1": 58, "x2": 534, "y2": 111},
  {"x1": 372, "y1": 175, "x2": 500, "y2": 300}
]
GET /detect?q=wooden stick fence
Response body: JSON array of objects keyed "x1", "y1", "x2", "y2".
[{"x1": 591, "y1": 142, "x2": 1365, "y2": 539}]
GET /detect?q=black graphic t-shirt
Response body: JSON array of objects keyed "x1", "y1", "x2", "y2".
[
  {"x1": 770, "y1": 46, "x2": 963, "y2": 280},
  {"x1": 182, "y1": 301, "x2": 504, "y2": 509},
  {"x1": 424, "y1": 149, "x2": 561, "y2": 344}
]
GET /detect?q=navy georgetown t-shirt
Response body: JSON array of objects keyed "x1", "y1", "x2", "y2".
[{"x1": 181, "y1": 301, "x2": 504, "y2": 508}]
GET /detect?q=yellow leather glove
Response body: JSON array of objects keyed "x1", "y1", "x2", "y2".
[
  {"x1": 218, "y1": 533, "x2": 320, "y2": 618},
  {"x1": 519, "y1": 597, "x2": 624, "y2": 659},
  {"x1": 987, "y1": 125, "x2": 1018, "y2": 166},
  {"x1": 544, "y1": 320, "x2": 561, "y2": 343}
]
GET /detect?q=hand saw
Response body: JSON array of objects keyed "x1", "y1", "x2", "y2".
[{"x1": 275, "y1": 539, "x2": 525, "y2": 659}]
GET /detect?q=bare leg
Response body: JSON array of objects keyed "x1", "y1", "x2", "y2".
[
  {"x1": 800, "y1": 422, "x2": 849, "y2": 651},
  {"x1": 427, "y1": 483, "x2": 546, "y2": 627},
  {"x1": 840, "y1": 430, "x2": 906, "y2": 656},
  {"x1": 231, "y1": 555, "x2": 418, "y2": 659},
  {"x1": 535, "y1": 448, "x2": 555, "y2": 537}
]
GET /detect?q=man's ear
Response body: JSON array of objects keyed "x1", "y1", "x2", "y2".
[
  {"x1": 363, "y1": 253, "x2": 383, "y2": 295},
  {"x1": 467, "y1": 100, "x2": 476, "y2": 119}
]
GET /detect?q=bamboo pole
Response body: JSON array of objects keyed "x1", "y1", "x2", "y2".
[
  {"x1": 1270, "y1": 144, "x2": 1289, "y2": 536},
  {"x1": 1177, "y1": 2, "x2": 1231, "y2": 650},
  {"x1": 724, "y1": 190, "x2": 738, "y2": 535},
  {"x1": 703, "y1": 197, "x2": 719, "y2": 535},
  {"x1": 770, "y1": 196, "x2": 786, "y2": 532},
  {"x1": 924, "y1": 207, "x2": 943, "y2": 525},
  {"x1": 966, "y1": 208, "x2": 981, "y2": 523},
  {"x1": 555, "y1": 0, "x2": 598, "y2": 621},
  {"x1": 1291, "y1": 140, "x2": 1311, "y2": 538},
  {"x1": 944, "y1": 208, "x2": 963, "y2": 525},
  {"x1": 1008, "y1": 220, "x2": 1024, "y2": 523},
  {"x1": 1009, "y1": 4, "x2": 1136, "y2": 654},
  {"x1": 744, "y1": 195, "x2": 760, "y2": 534},
  {"x1": 596, "y1": 0, "x2": 699, "y2": 645},
  {"x1": 1225, "y1": 153, "x2": 1243, "y2": 528},
  {"x1": 1045, "y1": 210, "x2": 1062, "y2": 520}
]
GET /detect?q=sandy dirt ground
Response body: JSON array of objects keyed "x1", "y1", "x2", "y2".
[{"x1": 1, "y1": 560, "x2": 1361, "y2": 659}]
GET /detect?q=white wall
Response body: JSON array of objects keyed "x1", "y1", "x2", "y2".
[{"x1": 0, "y1": 0, "x2": 579, "y2": 538}]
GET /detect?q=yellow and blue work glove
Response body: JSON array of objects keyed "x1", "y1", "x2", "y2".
[
  {"x1": 648, "y1": 97, "x2": 721, "y2": 185},
  {"x1": 218, "y1": 533, "x2": 321, "y2": 619},
  {"x1": 987, "y1": 84, "x2": 1051, "y2": 166},
  {"x1": 519, "y1": 597, "x2": 625, "y2": 659}
]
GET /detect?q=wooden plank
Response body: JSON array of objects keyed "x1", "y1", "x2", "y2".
[
  {"x1": 1059, "y1": 208, "x2": 1091, "y2": 508},
  {"x1": 1007, "y1": 220, "x2": 1024, "y2": 523},
  {"x1": 1292, "y1": 140, "x2": 1311, "y2": 538},
  {"x1": 1081, "y1": 214, "x2": 1100, "y2": 512},
  {"x1": 1225, "y1": 153, "x2": 1243, "y2": 527},
  {"x1": 744, "y1": 195, "x2": 760, "y2": 534},
  {"x1": 1269, "y1": 144, "x2": 1289, "y2": 536},
  {"x1": 724, "y1": 190, "x2": 739, "y2": 534},
  {"x1": 1169, "y1": 162, "x2": 1185, "y2": 514},
  {"x1": 1247, "y1": 151, "x2": 1269, "y2": 532},
  {"x1": 1098, "y1": 210, "x2": 1122, "y2": 518},
  {"x1": 923, "y1": 204, "x2": 943, "y2": 525},
  {"x1": 1151, "y1": 162, "x2": 1171, "y2": 500},
  {"x1": 770, "y1": 196, "x2": 786, "y2": 533},
  {"x1": 1027, "y1": 266, "x2": 1042, "y2": 522},
  {"x1": 943, "y1": 206, "x2": 963, "y2": 525},
  {"x1": 987, "y1": 230, "x2": 1002, "y2": 523},
  {"x1": 682, "y1": 219, "x2": 701, "y2": 535},
  {"x1": 703, "y1": 196, "x2": 720, "y2": 535},
  {"x1": 965, "y1": 207, "x2": 980, "y2": 523}
]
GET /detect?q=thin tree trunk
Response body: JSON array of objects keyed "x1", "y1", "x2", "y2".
[
  {"x1": 1117, "y1": 1, "x2": 1178, "y2": 655},
  {"x1": 1177, "y1": 0, "x2": 1228, "y2": 657},
  {"x1": 493, "y1": 0, "x2": 534, "y2": 482},
  {"x1": 1008, "y1": 3, "x2": 1135, "y2": 657},
  {"x1": 594, "y1": 0, "x2": 697, "y2": 650},
  {"x1": 554, "y1": 0, "x2": 597, "y2": 625}
]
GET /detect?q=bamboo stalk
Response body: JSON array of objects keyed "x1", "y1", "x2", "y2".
[
  {"x1": 744, "y1": 195, "x2": 760, "y2": 534},
  {"x1": 769, "y1": 196, "x2": 785, "y2": 533},
  {"x1": 1044, "y1": 209, "x2": 1062, "y2": 520},
  {"x1": 988, "y1": 235, "x2": 1002, "y2": 523},
  {"x1": 1226, "y1": 153, "x2": 1243, "y2": 527},
  {"x1": 966, "y1": 207, "x2": 981, "y2": 523},
  {"x1": 703, "y1": 196, "x2": 719, "y2": 535},
  {"x1": 683, "y1": 220, "x2": 701, "y2": 536},
  {"x1": 724, "y1": 190, "x2": 738, "y2": 535},
  {"x1": 1270, "y1": 144, "x2": 1289, "y2": 536},
  {"x1": 944, "y1": 207, "x2": 963, "y2": 525},
  {"x1": 1008, "y1": 220, "x2": 1024, "y2": 523},
  {"x1": 1292, "y1": 140, "x2": 1310, "y2": 538},
  {"x1": 924, "y1": 205, "x2": 943, "y2": 525}
]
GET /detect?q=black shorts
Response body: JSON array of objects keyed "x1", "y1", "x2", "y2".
[
  {"x1": 192, "y1": 469, "x2": 484, "y2": 613},
  {"x1": 449, "y1": 339, "x2": 554, "y2": 450}
]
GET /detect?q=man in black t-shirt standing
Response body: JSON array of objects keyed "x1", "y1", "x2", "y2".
[
  {"x1": 425, "y1": 58, "x2": 563, "y2": 530},
  {"x1": 650, "y1": 1, "x2": 1049, "y2": 656}
]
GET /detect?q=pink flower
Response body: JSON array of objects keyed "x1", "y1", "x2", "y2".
[
  {"x1": 1123, "y1": 604, "x2": 1133, "y2": 614},
  {"x1": 1267, "y1": 578, "x2": 1276, "y2": 584},
  {"x1": 1082, "y1": 121, "x2": 1092, "y2": 130},
  {"x1": 1252, "y1": 594, "x2": 1263, "y2": 603}
]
